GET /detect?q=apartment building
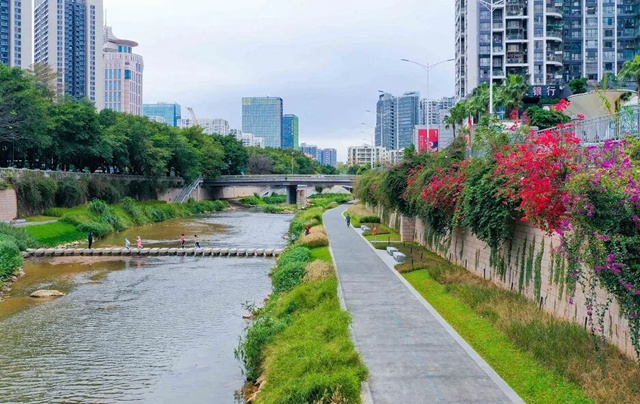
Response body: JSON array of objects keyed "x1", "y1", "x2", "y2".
[{"x1": 1, "y1": 0, "x2": 32, "y2": 67}]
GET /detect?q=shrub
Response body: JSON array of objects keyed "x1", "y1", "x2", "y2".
[
  {"x1": 87, "y1": 179, "x2": 124, "y2": 204},
  {"x1": 55, "y1": 177, "x2": 87, "y2": 208},
  {"x1": 277, "y1": 246, "x2": 312, "y2": 268},
  {"x1": 0, "y1": 223, "x2": 37, "y2": 250},
  {"x1": 360, "y1": 215, "x2": 380, "y2": 224},
  {"x1": 235, "y1": 315, "x2": 288, "y2": 381},
  {"x1": 240, "y1": 195, "x2": 262, "y2": 206},
  {"x1": 121, "y1": 197, "x2": 148, "y2": 225},
  {"x1": 0, "y1": 236, "x2": 22, "y2": 280},
  {"x1": 272, "y1": 262, "x2": 308, "y2": 293},
  {"x1": 14, "y1": 173, "x2": 57, "y2": 216}
]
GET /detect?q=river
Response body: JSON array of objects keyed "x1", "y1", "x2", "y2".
[{"x1": 0, "y1": 210, "x2": 291, "y2": 404}]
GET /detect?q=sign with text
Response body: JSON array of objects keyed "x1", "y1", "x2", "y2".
[{"x1": 527, "y1": 85, "x2": 558, "y2": 98}]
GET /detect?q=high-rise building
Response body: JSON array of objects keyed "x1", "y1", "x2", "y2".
[
  {"x1": 232, "y1": 129, "x2": 264, "y2": 148},
  {"x1": 319, "y1": 148, "x2": 337, "y2": 167},
  {"x1": 34, "y1": 0, "x2": 104, "y2": 108},
  {"x1": 242, "y1": 97, "x2": 283, "y2": 148},
  {"x1": 421, "y1": 97, "x2": 456, "y2": 126},
  {"x1": 300, "y1": 143, "x2": 319, "y2": 160},
  {"x1": 375, "y1": 91, "x2": 420, "y2": 150},
  {"x1": 177, "y1": 118, "x2": 229, "y2": 135},
  {"x1": 143, "y1": 102, "x2": 181, "y2": 126},
  {"x1": 211, "y1": 119, "x2": 230, "y2": 136},
  {"x1": 282, "y1": 114, "x2": 299, "y2": 149},
  {"x1": 376, "y1": 93, "x2": 397, "y2": 150},
  {"x1": 455, "y1": 0, "x2": 640, "y2": 100},
  {"x1": 397, "y1": 92, "x2": 420, "y2": 149},
  {"x1": 1, "y1": 0, "x2": 32, "y2": 68},
  {"x1": 103, "y1": 27, "x2": 143, "y2": 115}
]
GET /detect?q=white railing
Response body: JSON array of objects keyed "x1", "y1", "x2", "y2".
[{"x1": 175, "y1": 176, "x2": 203, "y2": 203}]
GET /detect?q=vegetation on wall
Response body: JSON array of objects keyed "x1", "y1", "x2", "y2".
[{"x1": 355, "y1": 97, "x2": 640, "y2": 358}]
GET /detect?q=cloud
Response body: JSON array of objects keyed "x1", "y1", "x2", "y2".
[{"x1": 104, "y1": 0, "x2": 455, "y2": 161}]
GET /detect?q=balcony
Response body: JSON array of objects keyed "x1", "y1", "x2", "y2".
[
  {"x1": 546, "y1": 29, "x2": 562, "y2": 40},
  {"x1": 492, "y1": 22, "x2": 504, "y2": 30},
  {"x1": 546, "y1": 53, "x2": 563, "y2": 65},
  {"x1": 506, "y1": 56, "x2": 526, "y2": 64},
  {"x1": 545, "y1": 6, "x2": 563, "y2": 17}
]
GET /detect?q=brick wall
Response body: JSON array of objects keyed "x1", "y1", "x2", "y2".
[
  {"x1": 0, "y1": 189, "x2": 17, "y2": 221},
  {"x1": 382, "y1": 207, "x2": 635, "y2": 358}
]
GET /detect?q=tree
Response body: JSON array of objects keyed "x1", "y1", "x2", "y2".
[
  {"x1": 568, "y1": 77, "x2": 588, "y2": 95},
  {"x1": 497, "y1": 74, "x2": 529, "y2": 113},
  {"x1": 524, "y1": 106, "x2": 570, "y2": 129},
  {"x1": 247, "y1": 153, "x2": 274, "y2": 174},
  {"x1": 213, "y1": 135, "x2": 248, "y2": 175},
  {"x1": 618, "y1": 55, "x2": 640, "y2": 132},
  {"x1": 444, "y1": 102, "x2": 469, "y2": 138}
]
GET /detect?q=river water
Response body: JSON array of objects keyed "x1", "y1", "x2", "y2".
[{"x1": 0, "y1": 210, "x2": 291, "y2": 404}]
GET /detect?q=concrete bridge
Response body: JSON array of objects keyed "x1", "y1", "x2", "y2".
[{"x1": 201, "y1": 175, "x2": 357, "y2": 204}]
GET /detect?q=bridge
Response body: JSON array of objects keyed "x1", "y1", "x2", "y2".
[{"x1": 194, "y1": 175, "x2": 358, "y2": 204}]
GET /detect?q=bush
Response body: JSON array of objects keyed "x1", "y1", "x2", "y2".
[
  {"x1": 360, "y1": 215, "x2": 380, "y2": 224},
  {"x1": 87, "y1": 178, "x2": 124, "y2": 204},
  {"x1": 277, "y1": 246, "x2": 312, "y2": 268},
  {"x1": 298, "y1": 227, "x2": 329, "y2": 248},
  {"x1": 272, "y1": 262, "x2": 308, "y2": 293},
  {"x1": 14, "y1": 173, "x2": 57, "y2": 216},
  {"x1": 121, "y1": 197, "x2": 148, "y2": 225},
  {"x1": 240, "y1": 195, "x2": 262, "y2": 206},
  {"x1": 236, "y1": 315, "x2": 288, "y2": 381},
  {"x1": 304, "y1": 260, "x2": 334, "y2": 282},
  {"x1": 0, "y1": 223, "x2": 37, "y2": 251},
  {"x1": 55, "y1": 177, "x2": 87, "y2": 208},
  {"x1": 0, "y1": 236, "x2": 22, "y2": 280}
]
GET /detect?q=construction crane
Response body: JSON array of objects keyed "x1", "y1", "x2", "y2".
[{"x1": 186, "y1": 107, "x2": 199, "y2": 127}]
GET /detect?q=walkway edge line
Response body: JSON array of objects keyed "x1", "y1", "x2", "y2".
[
  {"x1": 351, "y1": 224, "x2": 525, "y2": 404},
  {"x1": 326, "y1": 209, "x2": 374, "y2": 404}
]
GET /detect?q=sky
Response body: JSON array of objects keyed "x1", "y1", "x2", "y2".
[{"x1": 104, "y1": 0, "x2": 456, "y2": 162}]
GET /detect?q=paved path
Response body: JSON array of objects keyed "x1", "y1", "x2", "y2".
[{"x1": 324, "y1": 206, "x2": 523, "y2": 404}]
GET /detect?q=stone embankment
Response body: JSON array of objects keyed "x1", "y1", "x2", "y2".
[{"x1": 22, "y1": 247, "x2": 283, "y2": 259}]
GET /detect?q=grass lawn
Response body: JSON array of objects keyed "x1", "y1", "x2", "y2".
[
  {"x1": 309, "y1": 246, "x2": 332, "y2": 264},
  {"x1": 364, "y1": 223, "x2": 400, "y2": 242},
  {"x1": 24, "y1": 215, "x2": 58, "y2": 223},
  {"x1": 25, "y1": 221, "x2": 86, "y2": 247},
  {"x1": 404, "y1": 270, "x2": 591, "y2": 404}
]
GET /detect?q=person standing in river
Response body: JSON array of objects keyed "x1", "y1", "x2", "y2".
[
  {"x1": 88, "y1": 232, "x2": 94, "y2": 249},
  {"x1": 180, "y1": 234, "x2": 186, "y2": 248}
]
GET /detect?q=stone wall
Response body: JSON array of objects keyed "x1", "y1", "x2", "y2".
[
  {"x1": 382, "y1": 208, "x2": 635, "y2": 358},
  {"x1": 0, "y1": 189, "x2": 17, "y2": 221}
]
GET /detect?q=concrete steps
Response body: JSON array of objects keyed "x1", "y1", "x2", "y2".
[{"x1": 23, "y1": 247, "x2": 283, "y2": 259}]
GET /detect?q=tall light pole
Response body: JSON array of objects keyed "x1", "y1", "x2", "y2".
[
  {"x1": 476, "y1": 0, "x2": 505, "y2": 116},
  {"x1": 401, "y1": 58, "x2": 454, "y2": 150}
]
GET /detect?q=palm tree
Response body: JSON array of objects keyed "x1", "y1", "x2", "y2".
[
  {"x1": 443, "y1": 113, "x2": 456, "y2": 138},
  {"x1": 497, "y1": 74, "x2": 530, "y2": 115},
  {"x1": 443, "y1": 102, "x2": 468, "y2": 138},
  {"x1": 466, "y1": 83, "x2": 490, "y2": 122},
  {"x1": 618, "y1": 55, "x2": 640, "y2": 133}
]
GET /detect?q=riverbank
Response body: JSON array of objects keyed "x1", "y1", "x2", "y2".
[
  {"x1": 0, "y1": 198, "x2": 227, "y2": 286},
  {"x1": 349, "y1": 201, "x2": 640, "y2": 403},
  {"x1": 236, "y1": 203, "x2": 367, "y2": 403}
]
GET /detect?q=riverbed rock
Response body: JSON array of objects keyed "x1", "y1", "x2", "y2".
[
  {"x1": 30, "y1": 290, "x2": 65, "y2": 298},
  {"x1": 242, "y1": 313, "x2": 255, "y2": 320}
]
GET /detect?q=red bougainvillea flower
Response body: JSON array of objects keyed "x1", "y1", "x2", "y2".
[
  {"x1": 494, "y1": 128, "x2": 581, "y2": 232},
  {"x1": 577, "y1": 113, "x2": 585, "y2": 120},
  {"x1": 554, "y1": 99, "x2": 570, "y2": 112}
]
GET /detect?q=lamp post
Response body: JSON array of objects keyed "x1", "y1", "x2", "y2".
[
  {"x1": 476, "y1": 0, "x2": 505, "y2": 116},
  {"x1": 400, "y1": 58, "x2": 454, "y2": 151}
]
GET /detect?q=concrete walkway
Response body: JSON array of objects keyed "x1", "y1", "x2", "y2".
[{"x1": 324, "y1": 206, "x2": 523, "y2": 404}]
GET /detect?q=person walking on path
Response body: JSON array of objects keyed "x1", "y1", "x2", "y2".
[
  {"x1": 125, "y1": 238, "x2": 131, "y2": 250},
  {"x1": 88, "y1": 232, "x2": 94, "y2": 249},
  {"x1": 180, "y1": 234, "x2": 186, "y2": 248},
  {"x1": 136, "y1": 236, "x2": 143, "y2": 249},
  {"x1": 194, "y1": 235, "x2": 201, "y2": 249},
  {"x1": 345, "y1": 214, "x2": 351, "y2": 227}
]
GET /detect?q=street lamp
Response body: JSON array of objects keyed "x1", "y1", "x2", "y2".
[
  {"x1": 401, "y1": 57, "x2": 454, "y2": 151},
  {"x1": 476, "y1": 0, "x2": 505, "y2": 116}
]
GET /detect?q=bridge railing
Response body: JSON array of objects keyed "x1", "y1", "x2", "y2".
[{"x1": 209, "y1": 174, "x2": 357, "y2": 182}]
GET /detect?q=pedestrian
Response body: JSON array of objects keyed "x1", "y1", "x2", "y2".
[
  {"x1": 290, "y1": 233, "x2": 297, "y2": 244},
  {"x1": 88, "y1": 231, "x2": 94, "y2": 249},
  {"x1": 125, "y1": 237, "x2": 131, "y2": 250},
  {"x1": 373, "y1": 226, "x2": 377, "y2": 237},
  {"x1": 194, "y1": 235, "x2": 201, "y2": 249},
  {"x1": 136, "y1": 236, "x2": 143, "y2": 249},
  {"x1": 305, "y1": 226, "x2": 311, "y2": 236},
  {"x1": 346, "y1": 214, "x2": 351, "y2": 227},
  {"x1": 180, "y1": 233, "x2": 186, "y2": 249}
]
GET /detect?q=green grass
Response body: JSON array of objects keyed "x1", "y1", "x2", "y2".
[
  {"x1": 24, "y1": 221, "x2": 86, "y2": 247},
  {"x1": 24, "y1": 215, "x2": 58, "y2": 223},
  {"x1": 363, "y1": 223, "x2": 400, "y2": 242},
  {"x1": 404, "y1": 270, "x2": 592, "y2": 404},
  {"x1": 310, "y1": 246, "x2": 332, "y2": 264}
]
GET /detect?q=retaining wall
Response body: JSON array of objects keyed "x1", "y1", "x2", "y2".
[
  {"x1": 376, "y1": 206, "x2": 636, "y2": 358},
  {"x1": 0, "y1": 189, "x2": 17, "y2": 221}
]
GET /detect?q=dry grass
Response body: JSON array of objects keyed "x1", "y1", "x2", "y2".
[
  {"x1": 403, "y1": 244, "x2": 640, "y2": 404},
  {"x1": 346, "y1": 203, "x2": 374, "y2": 218},
  {"x1": 304, "y1": 260, "x2": 335, "y2": 282},
  {"x1": 298, "y1": 226, "x2": 329, "y2": 248}
]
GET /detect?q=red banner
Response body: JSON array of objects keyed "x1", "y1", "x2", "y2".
[{"x1": 417, "y1": 128, "x2": 438, "y2": 152}]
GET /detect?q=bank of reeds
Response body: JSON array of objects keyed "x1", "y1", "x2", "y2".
[
  {"x1": 236, "y1": 200, "x2": 367, "y2": 403},
  {"x1": 394, "y1": 244, "x2": 640, "y2": 404}
]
